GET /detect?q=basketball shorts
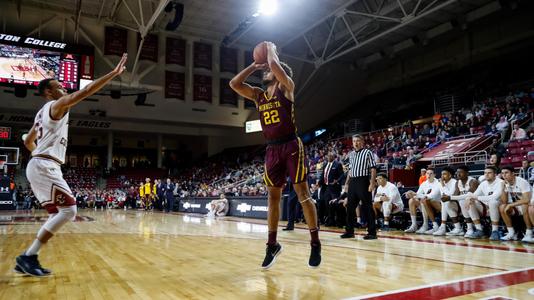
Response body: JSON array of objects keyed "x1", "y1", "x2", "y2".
[
  {"x1": 26, "y1": 158, "x2": 75, "y2": 213},
  {"x1": 264, "y1": 138, "x2": 307, "y2": 187}
]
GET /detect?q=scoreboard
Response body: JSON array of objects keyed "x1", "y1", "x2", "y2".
[
  {"x1": 59, "y1": 54, "x2": 79, "y2": 90},
  {"x1": 0, "y1": 127, "x2": 11, "y2": 140}
]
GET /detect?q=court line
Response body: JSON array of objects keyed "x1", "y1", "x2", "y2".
[
  {"x1": 343, "y1": 267, "x2": 534, "y2": 300},
  {"x1": 216, "y1": 216, "x2": 534, "y2": 254}
]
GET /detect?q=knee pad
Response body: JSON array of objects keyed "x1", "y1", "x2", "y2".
[{"x1": 43, "y1": 205, "x2": 77, "y2": 234}]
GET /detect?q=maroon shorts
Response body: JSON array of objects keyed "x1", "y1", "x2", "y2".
[{"x1": 264, "y1": 138, "x2": 308, "y2": 187}]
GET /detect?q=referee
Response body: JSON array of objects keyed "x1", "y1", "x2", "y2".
[{"x1": 341, "y1": 134, "x2": 378, "y2": 240}]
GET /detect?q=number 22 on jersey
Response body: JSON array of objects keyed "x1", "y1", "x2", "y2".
[{"x1": 263, "y1": 110, "x2": 280, "y2": 125}]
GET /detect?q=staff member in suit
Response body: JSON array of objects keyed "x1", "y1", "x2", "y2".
[
  {"x1": 164, "y1": 178, "x2": 175, "y2": 213},
  {"x1": 323, "y1": 153, "x2": 345, "y2": 227},
  {"x1": 313, "y1": 180, "x2": 327, "y2": 225},
  {"x1": 341, "y1": 134, "x2": 378, "y2": 240}
]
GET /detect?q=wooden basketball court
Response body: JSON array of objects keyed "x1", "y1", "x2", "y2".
[{"x1": 1, "y1": 210, "x2": 533, "y2": 299}]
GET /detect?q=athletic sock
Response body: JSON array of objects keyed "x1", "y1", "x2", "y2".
[
  {"x1": 267, "y1": 231, "x2": 277, "y2": 246},
  {"x1": 25, "y1": 239, "x2": 42, "y2": 256},
  {"x1": 507, "y1": 227, "x2": 515, "y2": 235},
  {"x1": 492, "y1": 225, "x2": 499, "y2": 231},
  {"x1": 384, "y1": 220, "x2": 389, "y2": 225},
  {"x1": 410, "y1": 216, "x2": 416, "y2": 226},
  {"x1": 475, "y1": 223, "x2": 482, "y2": 231},
  {"x1": 454, "y1": 223, "x2": 461, "y2": 230},
  {"x1": 467, "y1": 223, "x2": 474, "y2": 231},
  {"x1": 309, "y1": 228, "x2": 320, "y2": 245}
]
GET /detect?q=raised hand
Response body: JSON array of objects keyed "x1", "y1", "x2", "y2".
[{"x1": 114, "y1": 53, "x2": 128, "y2": 75}]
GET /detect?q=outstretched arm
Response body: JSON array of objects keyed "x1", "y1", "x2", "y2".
[
  {"x1": 229, "y1": 63, "x2": 265, "y2": 103},
  {"x1": 265, "y1": 42, "x2": 294, "y2": 95},
  {"x1": 51, "y1": 53, "x2": 128, "y2": 119}
]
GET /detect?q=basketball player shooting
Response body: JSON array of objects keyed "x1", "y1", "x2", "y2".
[
  {"x1": 229, "y1": 42, "x2": 321, "y2": 269},
  {"x1": 15, "y1": 53, "x2": 128, "y2": 277}
]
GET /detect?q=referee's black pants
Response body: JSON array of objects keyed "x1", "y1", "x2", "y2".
[{"x1": 345, "y1": 177, "x2": 376, "y2": 236}]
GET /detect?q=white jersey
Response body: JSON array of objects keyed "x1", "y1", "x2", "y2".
[
  {"x1": 503, "y1": 176, "x2": 531, "y2": 203},
  {"x1": 470, "y1": 178, "x2": 503, "y2": 206},
  {"x1": 32, "y1": 101, "x2": 69, "y2": 164},
  {"x1": 451, "y1": 177, "x2": 476, "y2": 201},
  {"x1": 439, "y1": 178, "x2": 457, "y2": 197},
  {"x1": 375, "y1": 182, "x2": 403, "y2": 208},
  {"x1": 416, "y1": 179, "x2": 441, "y2": 201}
]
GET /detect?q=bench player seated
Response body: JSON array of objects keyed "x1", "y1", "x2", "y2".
[
  {"x1": 449, "y1": 166, "x2": 479, "y2": 237},
  {"x1": 500, "y1": 166, "x2": 533, "y2": 242},
  {"x1": 404, "y1": 168, "x2": 441, "y2": 234},
  {"x1": 372, "y1": 173, "x2": 403, "y2": 231},
  {"x1": 529, "y1": 191, "x2": 534, "y2": 243},
  {"x1": 464, "y1": 166, "x2": 503, "y2": 239},
  {"x1": 429, "y1": 167, "x2": 457, "y2": 236}
]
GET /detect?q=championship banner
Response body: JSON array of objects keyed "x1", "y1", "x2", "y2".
[
  {"x1": 166, "y1": 37, "x2": 186, "y2": 66},
  {"x1": 137, "y1": 33, "x2": 158, "y2": 62},
  {"x1": 193, "y1": 75, "x2": 212, "y2": 102},
  {"x1": 219, "y1": 78, "x2": 237, "y2": 107},
  {"x1": 193, "y1": 42, "x2": 212, "y2": 70},
  {"x1": 165, "y1": 71, "x2": 185, "y2": 100},
  {"x1": 104, "y1": 27, "x2": 127, "y2": 56},
  {"x1": 220, "y1": 47, "x2": 237, "y2": 73}
]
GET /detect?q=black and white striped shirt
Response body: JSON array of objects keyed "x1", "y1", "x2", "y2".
[{"x1": 348, "y1": 148, "x2": 377, "y2": 177}]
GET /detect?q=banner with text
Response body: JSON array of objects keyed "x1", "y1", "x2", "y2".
[
  {"x1": 165, "y1": 71, "x2": 185, "y2": 100},
  {"x1": 193, "y1": 42, "x2": 212, "y2": 70},
  {"x1": 165, "y1": 37, "x2": 186, "y2": 66},
  {"x1": 193, "y1": 75, "x2": 212, "y2": 102},
  {"x1": 137, "y1": 33, "x2": 158, "y2": 62},
  {"x1": 104, "y1": 27, "x2": 127, "y2": 56},
  {"x1": 219, "y1": 78, "x2": 237, "y2": 107}
]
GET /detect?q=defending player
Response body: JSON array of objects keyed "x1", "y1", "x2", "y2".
[
  {"x1": 15, "y1": 53, "x2": 127, "y2": 276},
  {"x1": 229, "y1": 42, "x2": 321, "y2": 269}
]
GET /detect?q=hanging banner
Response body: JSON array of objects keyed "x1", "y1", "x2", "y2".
[
  {"x1": 165, "y1": 71, "x2": 185, "y2": 100},
  {"x1": 137, "y1": 33, "x2": 158, "y2": 62},
  {"x1": 220, "y1": 78, "x2": 237, "y2": 107},
  {"x1": 193, "y1": 75, "x2": 212, "y2": 102},
  {"x1": 104, "y1": 27, "x2": 127, "y2": 56},
  {"x1": 220, "y1": 47, "x2": 237, "y2": 73},
  {"x1": 166, "y1": 37, "x2": 186, "y2": 66},
  {"x1": 194, "y1": 42, "x2": 212, "y2": 70}
]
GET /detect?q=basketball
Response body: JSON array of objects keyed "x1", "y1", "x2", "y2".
[{"x1": 253, "y1": 42, "x2": 268, "y2": 64}]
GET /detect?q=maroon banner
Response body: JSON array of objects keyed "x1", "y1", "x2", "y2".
[
  {"x1": 220, "y1": 47, "x2": 237, "y2": 73},
  {"x1": 220, "y1": 79, "x2": 237, "y2": 107},
  {"x1": 194, "y1": 42, "x2": 212, "y2": 70},
  {"x1": 165, "y1": 71, "x2": 185, "y2": 100},
  {"x1": 137, "y1": 33, "x2": 158, "y2": 62},
  {"x1": 193, "y1": 75, "x2": 212, "y2": 102},
  {"x1": 166, "y1": 37, "x2": 186, "y2": 66},
  {"x1": 104, "y1": 27, "x2": 127, "y2": 56}
]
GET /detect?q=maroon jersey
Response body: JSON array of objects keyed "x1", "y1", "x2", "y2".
[{"x1": 256, "y1": 87, "x2": 297, "y2": 141}]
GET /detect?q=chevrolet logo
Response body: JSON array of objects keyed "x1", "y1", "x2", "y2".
[{"x1": 237, "y1": 203, "x2": 251, "y2": 213}]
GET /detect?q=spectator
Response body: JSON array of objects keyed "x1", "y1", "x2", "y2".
[
  {"x1": 510, "y1": 123, "x2": 527, "y2": 141},
  {"x1": 207, "y1": 194, "x2": 229, "y2": 217},
  {"x1": 496, "y1": 117, "x2": 509, "y2": 132},
  {"x1": 418, "y1": 168, "x2": 427, "y2": 186}
]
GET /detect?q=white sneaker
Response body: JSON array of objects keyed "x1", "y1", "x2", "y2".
[
  {"x1": 447, "y1": 227, "x2": 465, "y2": 236},
  {"x1": 424, "y1": 228, "x2": 437, "y2": 235},
  {"x1": 404, "y1": 226, "x2": 418, "y2": 233},
  {"x1": 433, "y1": 226, "x2": 447, "y2": 236},
  {"x1": 415, "y1": 226, "x2": 428, "y2": 234},
  {"x1": 464, "y1": 230, "x2": 475, "y2": 238},
  {"x1": 521, "y1": 234, "x2": 534, "y2": 243},
  {"x1": 500, "y1": 232, "x2": 518, "y2": 241}
]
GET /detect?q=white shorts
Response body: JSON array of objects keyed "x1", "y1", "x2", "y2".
[{"x1": 27, "y1": 158, "x2": 74, "y2": 213}]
